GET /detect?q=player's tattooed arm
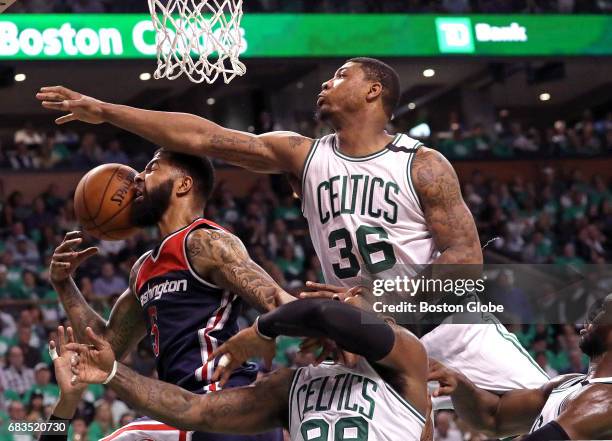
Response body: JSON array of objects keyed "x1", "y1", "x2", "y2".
[
  {"x1": 186, "y1": 228, "x2": 295, "y2": 310},
  {"x1": 109, "y1": 363, "x2": 292, "y2": 433},
  {"x1": 36, "y1": 86, "x2": 311, "y2": 176},
  {"x1": 412, "y1": 148, "x2": 483, "y2": 264},
  {"x1": 50, "y1": 232, "x2": 146, "y2": 360},
  {"x1": 103, "y1": 258, "x2": 147, "y2": 360}
]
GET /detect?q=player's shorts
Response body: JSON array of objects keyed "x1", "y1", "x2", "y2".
[{"x1": 421, "y1": 311, "x2": 550, "y2": 410}]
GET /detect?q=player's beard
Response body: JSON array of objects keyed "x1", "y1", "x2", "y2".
[
  {"x1": 579, "y1": 328, "x2": 607, "y2": 358},
  {"x1": 130, "y1": 179, "x2": 173, "y2": 227}
]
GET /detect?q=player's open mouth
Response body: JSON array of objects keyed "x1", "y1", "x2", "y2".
[{"x1": 134, "y1": 190, "x2": 144, "y2": 202}]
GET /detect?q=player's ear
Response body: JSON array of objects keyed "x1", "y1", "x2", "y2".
[
  {"x1": 366, "y1": 82, "x2": 383, "y2": 103},
  {"x1": 176, "y1": 176, "x2": 193, "y2": 196}
]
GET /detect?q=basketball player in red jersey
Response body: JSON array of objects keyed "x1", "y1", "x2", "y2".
[{"x1": 49, "y1": 148, "x2": 291, "y2": 441}]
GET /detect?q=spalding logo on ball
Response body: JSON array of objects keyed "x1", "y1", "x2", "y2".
[{"x1": 74, "y1": 163, "x2": 140, "y2": 240}]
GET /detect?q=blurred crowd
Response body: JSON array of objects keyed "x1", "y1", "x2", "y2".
[
  {"x1": 9, "y1": 0, "x2": 612, "y2": 14},
  {"x1": 1, "y1": 109, "x2": 610, "y2": 173}
]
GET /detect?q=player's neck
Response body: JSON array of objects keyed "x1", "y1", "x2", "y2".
[
  {"x1": 587, "y1": 351, "x2": 612, "y2": 378},
  {"x1": 335, "y1": 123, "x2": 393, "y2": 157},
  {"x1": 157, "y1": 205, "x2": 202, "y2": 237}
]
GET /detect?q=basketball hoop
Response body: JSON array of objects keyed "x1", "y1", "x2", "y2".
[{"x1": 148, "y1": 0, "x2": 246, "y2": 84}]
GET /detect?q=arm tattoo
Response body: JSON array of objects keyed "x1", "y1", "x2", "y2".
[
  {"x1": 187, "y1": 229, "x2": 284, "y2": 311},
  {"x1": 111, "y1": 363, "x2": 292, "y2": 433},
  {"x1": 105, "y1": 257, "x2": 147, "y2": 360},
  {"x1": 51, "y1": 277, "x2": 107, "y2": 343},
  {"x1": 412, "y1": 148, "x2": 482, "y2": 264}
]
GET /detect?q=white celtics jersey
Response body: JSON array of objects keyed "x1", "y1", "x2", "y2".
[
  {"x1": 301, "y1": 133, "x2": 439, "y2": 287},
  {"x1": 288, "y1": 359, "x2": 426, "y2": 441},
  {"x1": 530, "y1": 374, "x2": 612, "y2": 433}
]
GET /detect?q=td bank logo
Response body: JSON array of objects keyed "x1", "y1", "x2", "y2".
[{"x1": 435, "y1": 17, "x2": 474, "y2": 53}]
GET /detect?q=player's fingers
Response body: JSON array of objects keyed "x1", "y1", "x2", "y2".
[
  {"x1": 55, "y1": 237, "x2": 83, "y2": 252},
  {"x1": 51, "y1": 261, "x2": 71, "y2": 269},
  {"x1": 65, "y1": 342, "x2": 86, "y2": 354},
  {"x1": 52, "y1": 252, "x2": 79, "y2": 262},
  {"x1": 64, "y1": 231, "x2": 83, "y2": 241},
  {"x1": 207, "y1": 344, "x2": 229, "y2": 362},
  {"x1": 56, "y1": 113, "x2": 78, "y2": 125},
  {"x1": 39, "y1": 86, "x2": 80, "y2": 99},
  {"x1": 57, "y1": 326, "x2": 66, "y2": 354},
  {"x1": 41, "y1": 100, "x2": 70, "y2": 111},
  {"x1": 85, "y1": 327, "x2": 106, "y2": 349},
  {"x1": 36, "y1": 92, "x2": 68, "y2": 102},
  {"x1": 67, "y1": 327, "x2": 76, "y2": 345},
  {"x1": 299, "y1": 291, "x2": 339, "y2": 300},
  {"x1": 305, "y1": 281, "x2": 344, "y2": 292},
  {"x1": 76, "y1": 247, "x2": 99, "y2": 262}
]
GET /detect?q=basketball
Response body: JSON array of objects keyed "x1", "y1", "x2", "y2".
[{"x1": 73, "y1": 163, "x2": 139, "y2": 241}]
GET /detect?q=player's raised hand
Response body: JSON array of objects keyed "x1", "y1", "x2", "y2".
[
  {"x1": 50, "y1": 231, "x2": 99, "y2": 284},
  {"x1": 66, "y1": 327, "x2": 116, "y2": 384},
  {"x1": 299, "y1": 281, "x2": 365, "y2": 301},
  {"x1": 49, "y1": 326, "x2": 87, "y2": 398},
  {"x1": 208, "y1": 325, "x2": 276, "y2": 387},
  {"x1": 36, "y1": 86, "x2": 106, "y2": 125},
  {"x1": 427, "y1": 358, "x2": 459, "y2": 397}
]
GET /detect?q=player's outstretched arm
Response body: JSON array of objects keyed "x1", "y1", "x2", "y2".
[
  {"x1": 67, "y1": 327, "x2": 292, "y2": 434},
  {"x1": 185, "y1": 228, "x2": 295, "y2": 310},
  {"x1": 412, "y1": 148, "x2": 483, "y2": 264},
  {"x1": 36, "y1": 86, "x2": 312, "y2": 176},
  {"x1": 50, "y1": 231, "x2": 146, "y2": 360},
  {"x1": 429, "y1": 359, "x2": 571, "y2": 437}
]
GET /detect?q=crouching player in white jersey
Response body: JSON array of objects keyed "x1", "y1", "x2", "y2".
[
  {"x1": 63, "y1": 297, "x2": 432, "y2": 441},
  {"x1": 428, "y1": 294, "x2": 612, "y2": 441}
]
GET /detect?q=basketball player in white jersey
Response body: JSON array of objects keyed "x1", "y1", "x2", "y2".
[
  {"x1": 62, "y1": 297, "x2": 432, "y2": 441},
  {"x1": 36, "y1": 57, "x2": 547, "y2": 404},
  {"x1": 428, "y1": 294, "x2": 612, "y2": 440}
]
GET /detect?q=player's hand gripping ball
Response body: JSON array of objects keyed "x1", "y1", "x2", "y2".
[{"x1": 74, "y1": 163, "x2": 139, "y2": 240}]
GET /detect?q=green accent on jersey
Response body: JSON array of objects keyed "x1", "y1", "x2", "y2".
[
  {"x1": 301, "y1": 139, "x2": 321, "y2": 213},
  {"x1": 384, "y1": 384, "x2": 426, "y2": 425},
  {"x1": 488, "y1": 318, "x2": 550, "y2": 380},
  {"x1": 406, "y1": 142, "x2": 423, "y2": 210}
]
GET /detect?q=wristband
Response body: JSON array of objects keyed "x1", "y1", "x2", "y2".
[
  {"x1": 102, "y1": 360, "x2": 118, "y2": 384},
  {"x1": 254, "y1": 316, "x2": 274, "y2": 341}
]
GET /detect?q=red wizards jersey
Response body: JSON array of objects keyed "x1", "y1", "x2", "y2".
[{"x1": 135, "y1": 218, "x2": 257, "y2": 393}]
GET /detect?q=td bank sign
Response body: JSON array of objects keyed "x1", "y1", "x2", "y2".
[{"x1": 436, "y1": 17, "x2": 528, "y2": 54}]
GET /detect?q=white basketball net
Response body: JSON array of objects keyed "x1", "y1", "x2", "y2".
[{"x1": 148, "y1": 0, "x2": 246, "y2": 84}]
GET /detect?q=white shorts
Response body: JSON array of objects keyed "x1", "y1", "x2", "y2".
[
  {"x1": 422, "y1": 313, "x2": 549, "y2": 409},
  {"x1": 101, "y1": 418, "x2": 191, "y2": 441}
]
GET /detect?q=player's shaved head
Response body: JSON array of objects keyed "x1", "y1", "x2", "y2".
[{"x1": 346, "y1": 57, "x2": 400, "y2": 118}]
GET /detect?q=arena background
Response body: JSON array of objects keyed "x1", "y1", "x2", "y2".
[{"x1": 0, "y1": 1, "x2": 611, "y2": 440}]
